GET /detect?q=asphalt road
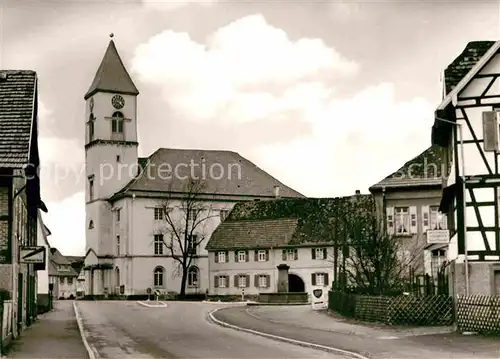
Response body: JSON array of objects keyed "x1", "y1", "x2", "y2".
[
  {"x1": 213, "y1": 305, "x2": 500, "y2": 359},
  {"x1": 76, "y1": 301, "x2": 351, "y2": 359}
]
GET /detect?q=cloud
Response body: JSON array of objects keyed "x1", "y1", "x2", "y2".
[
  {"x1": 131, "y1": 14, "x2": 358, "y2": 124},
  {"x1": 44, "y1": 191, "x2": 85, "y2": 256},
  {"x1": 251, "y1": 82, "x2": 434, "y2": 197}
]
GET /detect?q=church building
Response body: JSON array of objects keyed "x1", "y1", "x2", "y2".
[{"x1": 82, "y1": 38, "x2": 304, "y2": 296}]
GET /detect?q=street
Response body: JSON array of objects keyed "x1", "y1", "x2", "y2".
[{"x1": 76, "y1": 301, "x2": 351, "y2": 359}]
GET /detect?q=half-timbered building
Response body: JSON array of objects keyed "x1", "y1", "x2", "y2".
[{"x1": 432, "y1": 40, "x2": 500, "y2": 296}]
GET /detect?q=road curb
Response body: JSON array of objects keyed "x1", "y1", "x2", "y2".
[
  {"x1": 207, "y1": 307, "x2": 370, "y2": 359},
  {"x1": 73, "y1": 301, "x2": 99, "y2": 359},
  {"x1": 136, "y1": 300, "x2": 168, "y2": 308}
]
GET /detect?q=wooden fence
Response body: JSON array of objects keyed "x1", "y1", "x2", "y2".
[
  {"x1": 456, "y1": 295, "x2": 500, "y2": 335},
  {"x1": 329, "y1": 290, "x2": 453, "y2": 326}
]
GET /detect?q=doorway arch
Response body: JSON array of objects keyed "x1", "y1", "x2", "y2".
[{"x1": 288, "y1": 273, "x2": 305, "y2": 292}]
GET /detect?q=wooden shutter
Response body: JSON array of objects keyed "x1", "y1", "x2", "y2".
[
  {"x1": 282, "y1": 249, "x2": 286, "y2": 260},
  {"x1": 386, "y1": 206, "x2": 395, "y2": 235},
  {"x1": 322, "y1": 248, "x2": 327, "y2": 259},
  {"x1": 410, "y1": 206, "x2": 417, "y2": 234},
  {"x1": 265, "y1": 250, "x2": 269, "y2": 261},
  {"x1": 266, "y1": 275, "x2": 271, "y2": 288},
  {"x1": 311, "y1": 248, "x2": 316, "y2": 259},
  {"x1": 245, "y1": 250, "x2": 249, "y2": 262},
  {"x1": 254, "y1": 274, "x2": 259, "y2": 287},
  {"x1": 246, "y1": 275, "x2": 250, "y2": 287},
  {"x1": 234, "y1": 275, "x2": 239, "y2": 287},
  {"x1": 214, "y1": 275, "x2": 219, "y2": 288},
  {"x1": 441, "y1": 213, "x2": 448, "y2": 229},
  {"x1": 311, "y1": 273, "x2": 316, "y2": 286},
  {"x1": 294, "y1": 249, "x2": 298, "y2": 260},
  {"x1": 234, "y1": 251, "x2": 238, "y2": 263},
  {"x1": 324, "y1": 273, "x2": 329, "y2": 286},
  {"x1": 214, "y1": 252, "x2": 219, "y2": 263},
  {"x1": 422, "y1": 205, "x2": 430, "y2": 233},
  {"x1": 254, "y1": 250, "x2": 258, "y2": 262}
]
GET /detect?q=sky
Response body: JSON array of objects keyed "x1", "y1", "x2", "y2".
[{"x1": 1, "y1": 0, "x2": 500, "y2": 255}]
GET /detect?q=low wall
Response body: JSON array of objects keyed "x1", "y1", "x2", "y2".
[{"x1": 259, "y1": 292, "x2": 308, "y2": 304}]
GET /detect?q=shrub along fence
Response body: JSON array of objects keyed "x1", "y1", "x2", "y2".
[
  {"x1": 329, "y1": 290, "x2": 453, "y2": 326},
  {"x1": 456, "y1": 295, "x2": 500, "y2": 335}
]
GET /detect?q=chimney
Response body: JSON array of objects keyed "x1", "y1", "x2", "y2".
[
  {"x1": 273, "y1": 185, "x2": 280, "y2": 198},
  {"x1": 355, "y1": 190, "x2": 361, "y2": 195}
]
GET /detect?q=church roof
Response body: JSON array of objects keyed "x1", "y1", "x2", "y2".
[
  {"x1": 84, "y1": 39, "x2": 139, "y2": 100},
  {"x1": 111, "y1": 148, "x2": 305, "y2": 200}
]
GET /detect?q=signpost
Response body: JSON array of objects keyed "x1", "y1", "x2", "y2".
[
  {"x1": 311, "y1": 288, "x2": 327, "y2": 310},
  {"x1": 20, "y1": 246, "x2": 45, "y2": 270},
  {"x1": 146, "y1": 287, "x2": 152, "y2": 301},
  {"x1": 154, "y1": 289, "x2": 161, "y2": 303},
  {"x1": 426, "y1": 230, "x2": 450, "y2": 245}
]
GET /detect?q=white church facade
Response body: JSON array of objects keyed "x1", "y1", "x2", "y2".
[{"x1": 82, "y1": 38, "x2": 304, "y2": 297}]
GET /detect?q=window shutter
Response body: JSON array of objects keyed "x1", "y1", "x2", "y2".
[
  {"x1": 311, "y1": 248, "x2": 316, "y2": 259},
  {"x1": 266, "y1": 275, "x2": 270, "y2": 288},
  {"x1": 245, "y1": 250, "x2": 249, "y2": 262},
  {"x1": 234, "y1": 275, "x2": 239, "y2": 287},
  {"x1": 254, "y1": 274, "x2": 259, "y2": 287},
  {"x1": 214, "y1": 252, "x2": 219, "y2": 263},
  {"x1": 282, "y1": 249, "x2": 286, "y2": 260},
  {"x1": 322, "y1": 248, "x2": 327, "y2": 259},
  {"x1": 409, "y1": 206, "x2": 417, "y2": 234},
  {"x1": 265, "y1": 250, "x2": 269, "y2": 261},
  {"x1": 441, "y1": 213, "x2": 448, "y2": 229},
  {"x1": 214, "y1": 276, "x2": 219, "y2": 288},
  {"x1": 294, "y1": 249, "x2": 298, "y2": 260},
  {"x1": 225, "y1": 276, "x2": 229, "y2": 288},
  {"x1": 422, "y1": 205, "x2": 430, "y2": 233},
  {"x1": 324, "y1": 273, "x2": 329, "y2": 286},
  {"x1": 246, "y1": 275, "x2": 250, "y2": 287},
  {"x1": 386, "y1": 206, "x2": 395, "y2": 234},
  {"x1": 311, "y1": 273, "x2": 316, "y2": 286},
  {"x1": 254, "y1": 250, "x2": 258, "y2": 262},
  {"x1": 225, "y1": 251, "x2": 229, "y2": 261},
  {"x1": 234, "y1": 251, "x2": 238, "y2": 263}
]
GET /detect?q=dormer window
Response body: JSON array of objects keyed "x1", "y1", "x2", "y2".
[{"x1": 111, "y1": 111, "x2": 124, "y2": 133}]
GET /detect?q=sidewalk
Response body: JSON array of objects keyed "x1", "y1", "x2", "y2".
[{"x1": 5, "y1": 300, "x2": 89, "y2": 359}]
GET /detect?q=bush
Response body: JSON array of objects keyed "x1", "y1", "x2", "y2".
[
  {"x1": 69, "y1": 294, "x2": 75, "y2": 299},
  {"x1": 58, "y1": 296, "x2": 65, "y2": 300}
]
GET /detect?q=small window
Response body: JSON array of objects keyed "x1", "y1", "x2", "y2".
[
  {"x1": 217, "y1": 251, "x2": 226, "y2": 263},
  {"x1": 238, "y1": 274, "x2": 247, "y2": 288},
  {"x1": 257, "y1": 250, "x2": 267, "y2": 262},
  {"x1": 116, "y1": 235, "x2": 120, "y2": 255},
  {"x1": 88, "y1": 176, "x2": 94, "y2": 201},
  {"x1": 154, "y1": 234, "x2": 164, "y2": 255},
  {"x1": 67, "y1": 277, "x2": 73, "y2": 285},
  {"x1": 315, "y1": 248, "x2": 325, "y2": 260},
  {"x1": 237, "y1": 250, "x2": 246, "y2": 262},
  {"x1": 116, "y1": 155, "x2": 121, "y2": 162},
  {"x1": 88, "y1": 220, "x2": 94, "y2": 229},
  {"x1": 154, "y1": 208, "x2": 163, "y2": 220},
  {"x1": 116, "y1": 209, "x2": 121, "y2": 222},
  {"x1": 286, "y1": 249, "x2": 296, "y2": 261}
]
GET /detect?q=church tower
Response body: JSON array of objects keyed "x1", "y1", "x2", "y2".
[{"x1": 84, "y1": 37, "x2": 139, "y2": 255}]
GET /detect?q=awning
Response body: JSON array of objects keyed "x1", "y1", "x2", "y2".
[{"x1": 439, "y1": 183, "x2": 457, "y2": 213}]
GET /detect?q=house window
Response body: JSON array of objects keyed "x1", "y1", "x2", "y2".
[
  {"x1": 285, "y1": 249, "x2": 297, "y2": 261},
  {"x1": 431, "y1": 249, "x2": 447, "y2": 277},
  {"x1": 188, "y1": 266, "x2": 199, "y2": 287},
  {"x1": 187, "y1": 235, "x2": 197, "y2": 255},
  {"x1": 116, "y1": 235, "x2": 120, "y2": 255},
  {"x1": 394, "y1": 207, "x2": 409, "y2": 234},
  {"x1": 116, "y1": 209, "x2": 121, "y2": 222},
  {"x1": 153, "y1": 266, "x2": 164, "y2": 287},
  {"x1": 116, "y1": 155, "x2": 120, "y2": 162},
  {"x1": 237, "y1": 250, "x2": 246, "y2": 262},
  {"x1": 217, "y1": 251, "x2": 226, "y2": 263},
  {"x1": 314, "y1": 247, "x2": 327, "y2": 260},
  {"x1": 238, "y1": 274, "x2": 247, "y2": 288},
  {"x1": 257, "y1": 250, "x2": 267, "y2": 262},
  {"x1": 218, "y1": 275, "x2": 228, "y2": 288},
  {"x1": 154, "y1": 208, "x2": 163, "y2": 220},
  {"x1": 154, "y1": 234, "x2": 164, "y2": 255},
  {"x1": 220, "y1": 209, "x2": 229, "y2": 221},
  {"x1": 258, "y1": 274, "x2": 268, "y2": 288},
  {"x1": 88, "y1": 176, "x2": 94, "y2": 201},
  {"x1": 315, "y1": 273, "x2": 325, "y2": 286},
  {"x1": 67, "y1": 277, "x2": 73, "y2": 285},
  {"x1": 59, "y1": 277, "x2": 64, "y2": 284},
  {"x1": 430, "y1": 206, "x2": 446, "y2": 230},
  {"x1": 111, "y1": 111, "x2": 124, "y2": 133}
]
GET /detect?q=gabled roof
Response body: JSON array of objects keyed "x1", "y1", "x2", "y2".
[
  {"x1": 111, "y1": 148, "x2": 304, "y2": 200},
  {"x1": 49, "y1": 248, "x2": 70, "y2": 265},
  {"x1": 369, "y1": 145, "x2": 445, "y2": 191},
  {"x1": 206, "y1": 194, "x2": 371, "y2": 251},
  {"x1": 84, "y1": 39, "x2": 139, "y2": 100},
  {"x1": 48, "y1": 248, "x2": 78, "y2": 277},
  {"x1": 0, "y1": 70, "x2": 37, "y2": 168}
]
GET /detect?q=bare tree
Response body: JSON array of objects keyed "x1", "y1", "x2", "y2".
[
  {"x1": 156, "y1": 177, "x2": 218, "y2": 297},
  {"x1": 333, "y1": 196, "x2": 423, "y2": 295}
]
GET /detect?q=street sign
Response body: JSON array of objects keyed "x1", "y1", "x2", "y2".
[
  {"x1": 154, "y1": 289, "x2": 161, "y2": 296},
  {"x1": 313, "y1": 289, "x2": 323, "y2": 299},
  {"x1": 426, "y1": 229, "x2": 450, "y2": 244},
  {"x1": 20, "y1": 246, "x2": 45, "y2": 264}
]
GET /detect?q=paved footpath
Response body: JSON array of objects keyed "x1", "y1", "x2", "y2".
[
  {"x1": 213, "y1": 305, "x2": 500, "y2": 359},
  {"x1": 5, "y1": 300, "x2": 88, "y2": 359}
]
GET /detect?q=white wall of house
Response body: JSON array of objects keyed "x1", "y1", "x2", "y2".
[
  {"x1": 209, "y1": 246, "x2": 334, "y2": 297},
  {"x1": 36, "y1": 212, "x2": 50, "y2": 296},
  {"x1": 50, "y1": 275, "x2": 77, "y2": 299}
]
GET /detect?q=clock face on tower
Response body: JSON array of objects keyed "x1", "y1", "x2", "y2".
[{"x1": 111, "y1": 95, "x2": 125, "y2": 109}]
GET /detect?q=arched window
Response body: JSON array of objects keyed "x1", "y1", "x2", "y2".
[
  {"x1": 188, "y1": 266, "x2": 199, "y2": 287},
  {"x1": 154, "y1": 266, "x2": 165, "y2": 287},
  {"x1": 88, "y1": 220, "x2": 94, "y2": 229},
  {"x1": 111, "y1": 111, "x2": 124, "y2": 133}
]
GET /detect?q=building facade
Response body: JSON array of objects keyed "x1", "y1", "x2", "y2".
[
  {"x1": 48, "y1": 248, "x2": 79, "y2": 299},
  {"x1": 432, "y1": 40, "x2": 500, "y2": 296},
  {"x1": 82, "y1": 39, "x2": 304, "y2": 297},
  {"x1": 36, "y1": 210, "x2": 52, "y2": 313},
  {"x1": 0, "y1": 70, "x2": 45, "y2": 338}
]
